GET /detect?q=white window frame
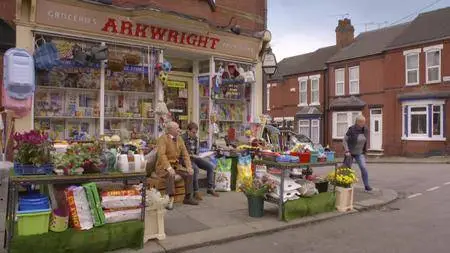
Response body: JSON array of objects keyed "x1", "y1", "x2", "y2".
[
  {"x1": 335, "y1": 68, "x2": 345, "y2": 96},
  {"x1": 403, "y1": 48, "x2": 421, "y2": 86},
  {"x1": 311, "y1": 119, "x2": 320, "y2": 144},
  {"x1": 424, "y1": 44, "x2": 443, "y2": 84},
  {"x1": 266, "y1": 83, "x2": 271, "y2": 111},
  {"x1": 349, "y1": 66, "x2": 359, "y2": 95},
  {"x1": 401, "y1": 99, "x2": 445, "y2": 141},
  {"x1": 332, "y1": 111, "x2": 362, "y2": 139},
  {"x1": 298, "y1": 76, "x2": 308, "y2": 106},
  {"x1": 309, "y1": 74, "x2": 320, "y2": 105},
  {"x1": 298, "y1": 119, "x2": 310, "y2": 137}
]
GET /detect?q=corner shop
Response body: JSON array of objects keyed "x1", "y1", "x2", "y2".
[{"x1": 14, "y1": 0, "x2": 265, "y2": 146}]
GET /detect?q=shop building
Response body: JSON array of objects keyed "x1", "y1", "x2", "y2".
[{"x1": 13, "y1": 0, "x2": 268, "y2": 147}]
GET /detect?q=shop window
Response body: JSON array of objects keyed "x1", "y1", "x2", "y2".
[
  {"x1": 402, "y1": 100, "x2": 445, "y2": 141},
  {"x1": 33, "y1": 35, "x2": 158, "y2": 141},
  {"x1": 425, "y1": 46, "x2": 442, "y2": 83},
  {"x1": 332, "y1": 111, "x2": 362, "y2": 139},
  {"x1": 298, "y1": 77, "x2": 308, "y2": 105},
  {"x1": 310, "y1": 77, "x2": 319, "y2": 105},
  {"x1": 403, "y1": 48, "x2": 420, "y2": 86},
  {"x1": 349, "y1": 66, "x2": 359, "y2": 94},
  {"x1": 335, "y1": 69, "x2": 344, "y2": 96}
]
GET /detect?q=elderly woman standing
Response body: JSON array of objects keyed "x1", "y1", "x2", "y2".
[{"x1": 343, "y1": 115, "x2": 373, "y2": 192}]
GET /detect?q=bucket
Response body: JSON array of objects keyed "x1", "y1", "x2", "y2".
[
  {"x1": 247, "y1": 195, "x2": 264, "y2": 218},
  {"x1": 49, "y1": 208, "x2": 69, "y2": 232},
  {"x1": 325, "y1": 151, "x2": 335, "y2": 162}
]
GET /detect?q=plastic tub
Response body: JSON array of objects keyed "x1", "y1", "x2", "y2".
[
  {"x1": 299, "y1": 152, "x2": 311, "y2": 163},
  {"x1": 17, "y1": 209, "x2": 51, "y2": 236},
  {"x1": 19, "y1": 193, "x2": 50, "y2": 211},
  {"x1": 49, "y1": 209, "x2": 69, "y2": 232},
  {"x1": 325, "y1": 151, "x2": 335, "y2": 162},
  {"x1": 310, "y1": 153, "x2": 318, "y2": 163},
  {"x1": 14, "y1": 163, "x2": 54, "y2": 175}
]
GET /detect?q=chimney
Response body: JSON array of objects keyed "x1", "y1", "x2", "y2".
[{"x1": 335, "y1": 18, "x2": 355, "y2": 49}]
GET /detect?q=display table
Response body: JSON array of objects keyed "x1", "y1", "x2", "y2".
[
  {"x1": 4, "y1": 172, "x2": 147, "y2": 252},
  {"x1": 253, "y1": 160, "x2": 338, "y2": 221}
]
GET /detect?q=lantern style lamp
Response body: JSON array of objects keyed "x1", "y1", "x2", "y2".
[{"x1": 262, "y1": 47, "x2": 277, "y2": 76}]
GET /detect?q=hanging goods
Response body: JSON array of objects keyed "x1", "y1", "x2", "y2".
[
  {"x1": 34, "y1": 38, "x2": 61, "y2": 70},
  {"x1": 72, "y1": 44, "x2": 89, "y2": 66},
  {"x1": 90, "y1": 45, "x2": 109, "y2": 62},
  {"x1": 162, "y1": 60, "x2": 172, "y2": 72},
  {"x1": 2, "y1": 48, "x2": 35, "y2": 118}
]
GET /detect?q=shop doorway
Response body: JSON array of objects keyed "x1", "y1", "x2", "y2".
[
  {"x1": 369, "y1": 108, "x2": 383, "y2": 151},
  {"x1": 164, "y1": 73, "x2": 193, "y2": 130}
]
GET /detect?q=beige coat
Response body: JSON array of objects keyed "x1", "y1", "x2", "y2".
[{"x1": 155, "y1": 134, "x2": 192, "y2": 177}]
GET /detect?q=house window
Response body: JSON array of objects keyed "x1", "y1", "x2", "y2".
[
  {"x1": 310, "y1": 77, "x2": 319, "y2": 105},
  {"x1": 298, "y1": 120, "x2": 310, "y2": 137},
  {"x1": 349, "y1": 66, "x2": 359, "y2": 94},
  {"x1": 266, "y1": 83, "x2": 270, "y2": 111},
  {"x1": 425, "y1": 47, "x2": 442, "y2": 83},
  {"x1": 403, "y1": 48, "x2": 421, "y2": 85},
  {"x1": 311, "y1": 119, "x2": 320, "y2": 144},
  {"x1": 297, "y1": 119, "x2": 320, "y2": 144},
  {"x1": 402, "y1": 100, "x2": 445, "y2": 141},
  {"x1": 332, "y1": 111, "x2": 362, "y2": 139},
  {"x1": 298, "y1": 77, "x2": 308, "y2": 105},
  {"x1": 335, "y1": 69, "x2": 345, "y2": 96}
]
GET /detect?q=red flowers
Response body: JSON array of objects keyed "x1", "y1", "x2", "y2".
[
  {"x1": 13, "y1": 130, "x2": 49, "y2": 146},
  {"x1": 13, "y1": 130, "x2": 54, "y2": 166}
]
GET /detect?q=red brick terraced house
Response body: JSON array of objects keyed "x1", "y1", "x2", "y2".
[
  {"x1": 382, "y1": 7, "x2": 450, "y2": 156},
  {"x1": 326, "y1": 22, "x2": 409, "y2": 155}
]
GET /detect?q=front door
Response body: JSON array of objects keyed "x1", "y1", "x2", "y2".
[
  {"x1": 165, "y1": 73, "x2": 193, "y2": 130},
  {"x1": 369, "y1": 109, "x2": 383, "y2": 150}
]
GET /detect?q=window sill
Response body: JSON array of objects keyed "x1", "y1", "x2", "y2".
[
  {"x1": 349, "y1": 92, "x2": 360, "y2": 95},
  {"x1": 298, "y1": 103, "x2": 308, "y2": 107},
  {"x1": 426, "y1": 80, "x2": 441, "y2": 85},
  {"x1": 309, "y1": 103, "x2": 320, "y2": 106},
  {"x1": 401, "y1": 136, "x2": 446, "y2": 141},
  {"x1": 405, "y1": 83, "x2": 419, "y2": 86}
]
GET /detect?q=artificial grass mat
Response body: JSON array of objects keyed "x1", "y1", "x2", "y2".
[
  {"x1": 283, "y1": 192, "x2": 336, "y2": 221},
  {"x1": 10, "y1": 220, "x2": 144, "y2": 253}
]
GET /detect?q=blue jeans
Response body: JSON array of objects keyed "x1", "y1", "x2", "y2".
[
  {"x1": 351, "y1": 154, "x2": 370, "y2": 189},
  {"x1": 192, "y1": 157, "x2": 215, "y2": 191}
]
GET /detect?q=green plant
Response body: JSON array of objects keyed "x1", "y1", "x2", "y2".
[
  {"x1": 327, "y1": 167, "x2": 358, "y2": 188},
  {"x1": 13, "y1": 130, "x2": 54, "y2": 166},
  {"x1": 53, "y1": 142, "x2": 103, "y2": 174},
  {"x1": 239, "y1": 175, "x2": 277, "y2": 197}
]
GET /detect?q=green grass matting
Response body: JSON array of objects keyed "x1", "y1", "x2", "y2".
[
  {"x1": 283, "y1": 192, "x2": 336, "y2": 221},
  {"x1": 10, "y1": 220, "x2": 144, "y2": 253}
]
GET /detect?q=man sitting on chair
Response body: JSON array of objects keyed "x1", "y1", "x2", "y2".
[
  {"x1": 155, "y1": 121, "x2": 199, "y2": 210},
  {"x1": 182, "y1": 122, "x2": 219, "y2": 200}
]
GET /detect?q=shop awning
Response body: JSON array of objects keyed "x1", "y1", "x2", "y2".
[
  {"x1": 329, "y1": 96, "x2": 366, "y2": 110},
  {"x1": 397, "y1": 91, "x2": 450, "y2": 100},
  {"x1": 295, "y1": 106, "x2": 322, "y2": 119},
  {"x1": 0, "y1": 19, "x2": 15, "y2": 51}
]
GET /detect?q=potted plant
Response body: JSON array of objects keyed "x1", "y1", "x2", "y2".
[
  {"x1": 13, "y1": 130, "x2": 55, "y2": 175},
  {"x1": 239, "y1": 175, "x2": 276, "y2": 218},
  {"x1": 53, "y1": 142, "x2": 103, "y2": 175},
  {"x1": 327, "y1": 167, "x2": 357, "y2": 212}
]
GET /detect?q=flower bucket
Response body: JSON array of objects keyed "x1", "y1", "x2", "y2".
[
  {"x1": 49, "y1": 208, "x2": 69, "y2": 232},
  {"x1": 247, "y1": 195, "x2": 264, "y2": 218},
  {"x1": 14, "y1": 163, "x2": 54, "y2": 175},
  {"x1": 335, "y1": 186, "x2": 354, "y2": 212}
]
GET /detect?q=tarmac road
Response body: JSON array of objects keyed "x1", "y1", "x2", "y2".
[{"x1": 184, "y1": 163, "x2": 450, "y2": 253}]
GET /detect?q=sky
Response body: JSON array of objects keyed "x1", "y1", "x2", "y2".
[{"x1": 268, "y1": 0, "x2": 450, "y2": 61}]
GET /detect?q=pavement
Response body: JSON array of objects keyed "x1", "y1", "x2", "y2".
[
  {"x1": 337, "y1": 155, "x2": 450, "y2": 164},
  {"x1": 182, "y1": 163, "x2": 450, "y2": 253},
  {"x1": 115, "y1": 164, "x2": 398, "y2": 253}
]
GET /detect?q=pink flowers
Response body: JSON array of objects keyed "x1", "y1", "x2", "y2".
[{"x1": 13, "y1": 130, "x2": 49, "y2": 146}]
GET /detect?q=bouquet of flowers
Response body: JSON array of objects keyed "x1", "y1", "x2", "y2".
[
  {"x1": 327, "y1": 167, "x2": 358, "y2": 188},
  {"x1": 239, "y1": 175, "x2": 277, "y2": 197},
  {"x1": 13, "y1": 130, "x2": 54, "y2": 166}
]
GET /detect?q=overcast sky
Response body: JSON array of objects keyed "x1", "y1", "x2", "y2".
[{"x1": 268, "y1": 0, "x2": 450, "y2": 60}]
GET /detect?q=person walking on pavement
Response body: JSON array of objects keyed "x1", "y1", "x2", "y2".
[
  {"x1": 182, "y1": 122, "x2": 219, "y2": 200},
  {"x1": 343, "y1": 115, "x2": 373, "y2": 192},
  {"x1": 155, "y1": 121, "x2": 199, "y2": 210}
]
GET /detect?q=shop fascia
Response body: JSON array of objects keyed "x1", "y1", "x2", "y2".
[{"x1": 101, "y1": 18, "x2": 221, "y2": 50}]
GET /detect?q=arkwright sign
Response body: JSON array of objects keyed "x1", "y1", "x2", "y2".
[{"x1": 35, "y1": 0, "x2": 261, "y2": 60}]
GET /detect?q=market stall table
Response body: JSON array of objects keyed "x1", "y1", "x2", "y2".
[
  {"x1": 4, "y1": 172, "x2": 147, "y2": 252},
  {"x1": 253, "y1": 160, "x2": 338, "y2": 221}
]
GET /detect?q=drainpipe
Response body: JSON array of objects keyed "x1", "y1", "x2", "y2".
[{"x1": 323, "y1": 67, "x2": 329, "y2": 146}]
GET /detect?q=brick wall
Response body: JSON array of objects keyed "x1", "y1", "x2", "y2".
[
  {"x1": 0, "y1": 0, "x2": 16, "y2": 23},
  {"x1": 112, "y1": 0, "x2": 266, "y2": 32}
]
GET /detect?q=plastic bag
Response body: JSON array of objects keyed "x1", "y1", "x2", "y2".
[
  {"x1": 65, "y1": 186, "x2": 94, "y2": 230},
  {"x1": 215, "y1": 157, "x2": 232, "y2": 192},
  {"x1": 236, "y1": 155, "x2": 252, "y2": 192},
  {"x1": 104, "y1": 208, "x2": 141, "y2": 224},
  {"x1": 101, "y1": 189, "x2": 141, "y2": 209},
  {"x1": 254, "y1": 165, "x2": 267, "y2": 179},
  {"x1": 297, "y1": 179, "x2": 318, "y2": 197}
]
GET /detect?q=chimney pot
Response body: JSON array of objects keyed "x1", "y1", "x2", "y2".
[{"x1": 335, "y1": 18, "x2": 355, "y2": 49}]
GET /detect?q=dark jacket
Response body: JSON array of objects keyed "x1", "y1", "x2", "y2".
[{"x1": 181, "y1": 132, "x2": 199, "y2": 156}]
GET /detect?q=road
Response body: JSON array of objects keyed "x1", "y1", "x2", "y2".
[{"x1": 184, "y1": 163, "x2": 450, "y2": 253}]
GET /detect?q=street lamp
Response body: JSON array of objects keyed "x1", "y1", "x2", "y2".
[{"x1": 262, "y1": 47, "x2": 277, "y2": 75}]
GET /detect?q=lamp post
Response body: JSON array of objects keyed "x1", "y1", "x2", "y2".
[{"x1": 262, "y1": 47, "x2": 277, "y2": 76}]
